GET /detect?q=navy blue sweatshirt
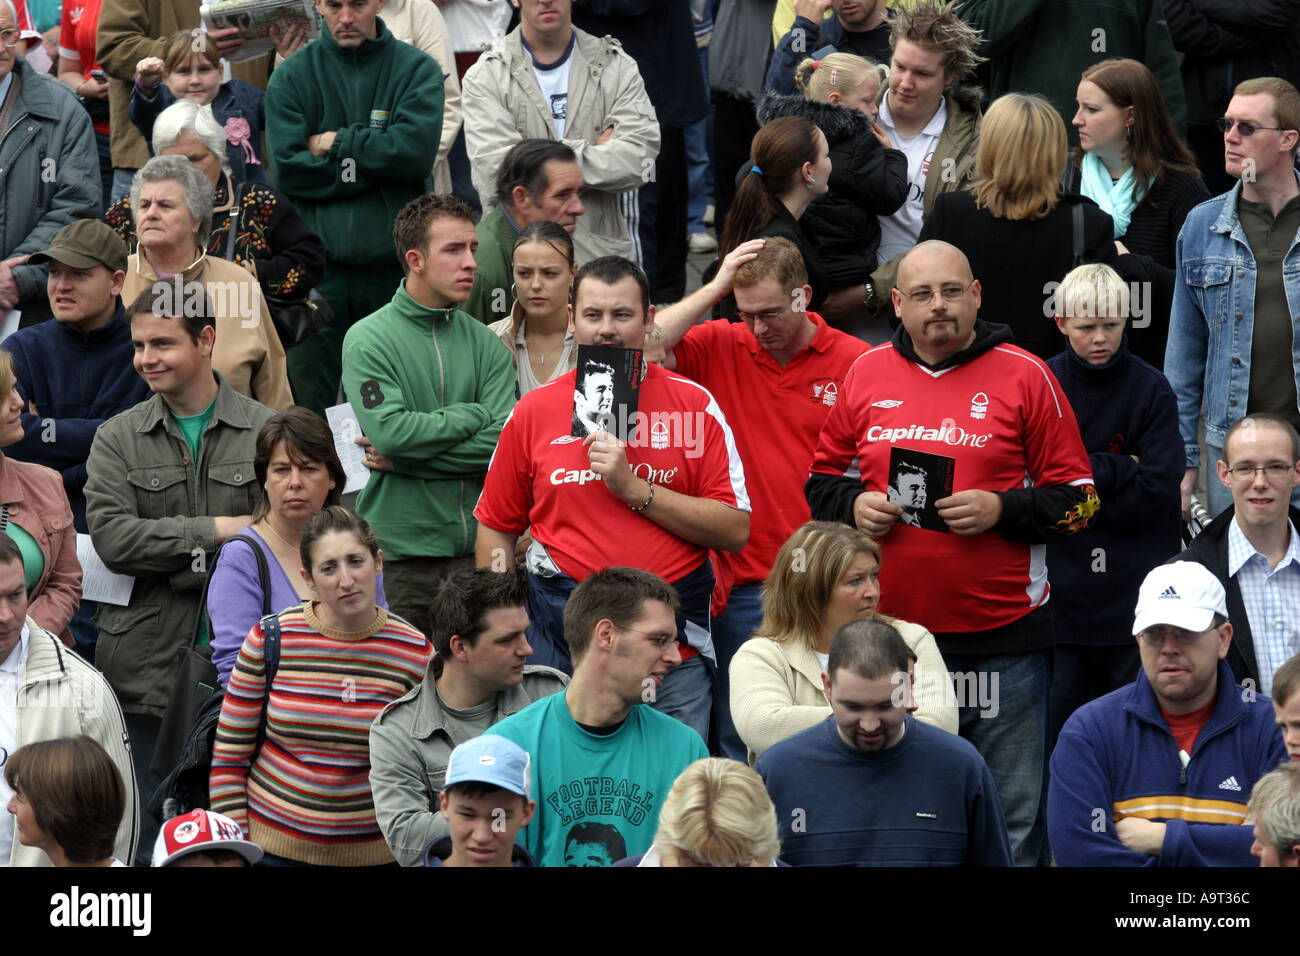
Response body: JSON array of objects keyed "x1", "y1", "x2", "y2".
[
  {"x1": 756, "y1": 716, "x2": 1013, "y2": 866},
  {"x1": 3, "y1": 303, "x2": 152, "y2": 531},
  {"x1": 1046, "y1": 340, "x2": 1183, "y2": 645}
]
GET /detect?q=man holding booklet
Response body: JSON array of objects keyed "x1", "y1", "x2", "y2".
[{"x1": 474, "y1": 256, "x2": 750, "y2": 742}]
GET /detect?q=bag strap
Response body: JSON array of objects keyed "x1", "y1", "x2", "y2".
[
  {"x1": 189, "y1": 532, "x2": 272, "y2": 653},
  {"x1": 224, "y1": 179, "x2": 246, "y2": 262},
  {"x1": 252, "y1": 612, "x2": 282, "y2": 757},
  {"x1": 1071, "y1": 202, "x2": 1085, "y2": 268}
]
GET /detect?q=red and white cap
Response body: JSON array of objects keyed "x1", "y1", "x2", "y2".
[{"x1": 152, "y1": 809, "x2": 264, "y2": 867}]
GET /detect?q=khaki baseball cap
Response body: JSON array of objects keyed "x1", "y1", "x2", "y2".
[{"x1": 28, "y1": 220, "x2": 128, "y2": 273}]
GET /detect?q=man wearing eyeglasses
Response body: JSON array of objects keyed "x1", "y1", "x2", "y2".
[
  {"x1": 1178, "y1": 414, "x2": 1300, "y2": 697},
  {"x1": 1166, "y1": 77, "x2": 1300, "y2": 521},
  {"x1": 1048, "y1": 561, "x2": 1286, "y2": 866},
  {"x1": 807, "y1": 239, "x2": 1098, "y2": 867},
  {"x1": 0, "y1": 0, "x2": 100, "y2": 324},
  {"x1": 651, "y1": 235, "x2": 867, "y2": 759},
  {"x1": 486, "y1": 567, "x2": 709, "y2": 867}
]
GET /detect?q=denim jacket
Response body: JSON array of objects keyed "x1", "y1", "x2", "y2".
[{"x1": 1165, "y1": 173, "x2": 1300, "y2": 467}]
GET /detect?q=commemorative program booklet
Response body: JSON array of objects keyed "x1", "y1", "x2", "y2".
[
  {"x1": 571, "y1": 345, "x2": 643, "y2": 440},
  {"x1": 888, "y1": 446, "x2": 955, "y2": 533}
]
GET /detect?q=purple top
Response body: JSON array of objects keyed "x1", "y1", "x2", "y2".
[{"x1": 208, "y1": 525, "x2": 389, "y2": 687}]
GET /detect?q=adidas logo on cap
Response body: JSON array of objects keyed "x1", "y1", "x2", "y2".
[
  {"x1": 1219, "y1": 776, "x2": 1242, "y2": 792},
  {"x1": 1158, "y1": 586, "x2": 1179, "y2": 599}
]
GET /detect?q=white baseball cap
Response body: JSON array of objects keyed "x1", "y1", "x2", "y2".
[{"x1": 1132, "y1": 562, "x2": 1228, "y2": 636}]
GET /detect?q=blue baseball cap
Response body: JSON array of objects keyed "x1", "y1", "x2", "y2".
[{"x1": 444, "y1": 735, "x2": 531, "y2": 799}]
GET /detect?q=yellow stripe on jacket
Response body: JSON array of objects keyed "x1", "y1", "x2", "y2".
[{"x1": 1113, "y1": 795, "x2": 1248, "y2": 824}]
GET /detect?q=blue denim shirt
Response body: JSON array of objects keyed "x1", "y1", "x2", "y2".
[{"x1": 1165, "y1": 173, "x2": 1300, "y2": 467}]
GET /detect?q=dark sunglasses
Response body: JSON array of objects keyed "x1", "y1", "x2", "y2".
[{"x1": 1216, "y1": 117, "x2": 1289, "y2": 137}]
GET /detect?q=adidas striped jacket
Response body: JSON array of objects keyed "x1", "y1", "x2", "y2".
[{"x1": 1048, "y1": 659, "x2": 1286, "y2": 866}]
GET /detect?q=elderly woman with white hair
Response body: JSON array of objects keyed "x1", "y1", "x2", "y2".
[
  {"x1": 105, "y1": 100, "x2": 325, "y2": 317},
  {"x1": 118, "y1": 154, "x2": 293, "y2": 410}
]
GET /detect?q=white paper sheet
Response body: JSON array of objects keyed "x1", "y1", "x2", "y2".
[
  {"x1": 326, "y1": 402, "x2": 370, "y2": 496},
  {"x1": 76, "y1": 534, "x2": 135, "y2": 606},
  {"x1": 0, "y1": 309, "x2": 20, "y2": 345}
]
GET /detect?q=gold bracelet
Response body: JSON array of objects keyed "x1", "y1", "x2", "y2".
[{"x1": 630, "y1": 480, "x2": 655, "y2": 512}]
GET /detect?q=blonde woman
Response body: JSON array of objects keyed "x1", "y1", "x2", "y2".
[
  {"x1": 730, "y1": 521, "x2": 956, "y2": 763},
  {"x1": 917, "y1": 92, "x2": 1118, "y2": 359},
  {"x1": 617, "y1": 758, "x2": 784, "y2": 867}
]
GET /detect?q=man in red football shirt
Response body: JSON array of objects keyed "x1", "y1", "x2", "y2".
[
  {"x1": 475, "y1": 256, "x2": 750, "y2": 743},
  {"x1": 653, "y1": 236, "x2": 869, "y2": 759},
  {"x1": 806, "y1": 240, "x2": 1099, "y2": 866}
]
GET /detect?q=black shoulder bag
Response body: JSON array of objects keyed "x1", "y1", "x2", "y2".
[{"x1": 226, "y1": 182, "x2": 333, "y2": 349}]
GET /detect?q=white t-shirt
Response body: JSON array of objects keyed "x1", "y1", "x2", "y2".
[
  {"x1": 876, "y1": 92, "x2": 948, "y2": 265},
  {"x1": 525, "y1": 35, "x2": 575, "y2": 139},
  {"x1": 0, "y1": 624, "x2": 32, "y2": 866},
  {"x1": 814, "y1": 650, "x2": 829, "y2": 674}
]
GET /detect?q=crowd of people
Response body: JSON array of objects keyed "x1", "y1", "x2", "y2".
[{"x1": 0, "y1": 0, "x2": 1298, "y2": 871}]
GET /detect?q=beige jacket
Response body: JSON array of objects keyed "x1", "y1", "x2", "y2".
[
  {"x1": 462, "y1": 27, "x2": 660, "y2": 265},
  {"x1": 123, "y1": 251, "x2": 293, "y2": 412},
  {"x1": 8, "y1": 619, "x2": 139, "y2": 866},
  {"x1": 730, "y1": 618, "x2": 959, "y2": 764},
  {"x1": 380, "y1": 0, "x2": 462, "y2": 193}
]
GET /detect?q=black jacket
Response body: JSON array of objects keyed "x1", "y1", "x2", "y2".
[
  {"x1": 917, "y1": 189, "x2": 1117, "y2": 360},
  {"x1": 1164, "y1": 0, "x2": 1300, "y2": 130},
  {"x1": 756, "y1": 91, "x2": 907, "y2": 286},
  {"x1": 1173, "y1": 504, "x2": 1300, "y2": 687}
]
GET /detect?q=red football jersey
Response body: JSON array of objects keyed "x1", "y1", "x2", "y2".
[
  {"x1": 811, "y1": 341, "x2": 1094, "y2": 633},
  {"x1": 674, "y1": 314, "x2": 868, "y2": 585},
  {"x1": 475, "y1": 363, "x2": 750, "y2": 583}
]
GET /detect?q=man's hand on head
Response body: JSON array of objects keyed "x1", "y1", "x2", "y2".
[
  {"x1": 853, "y1": 491, "x2": 901, "y2": 537},
  {"x1": 585, "y1": 429, "x2": 640, "y2": 503},
  {"x1": 936, "y1": 489, "x2": 1002, "y2": 536}
]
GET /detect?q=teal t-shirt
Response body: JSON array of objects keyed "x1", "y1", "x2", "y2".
[
  {"x1": 6, "y1": 520, "x2": 44, "y2": 593},
  {"x1": 170, "y1": 399, "x2": 216, "y2": 462},
  {"x1": 489, "y1": 693, "x2": 708, "y2": 866}
]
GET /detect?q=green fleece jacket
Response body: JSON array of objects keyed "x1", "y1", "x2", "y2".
[
  {"x1": 265, "y1": 18, "x2": 444, "y2": 265},
  {"x1": 342, "y1": 282, "x2": 516, "y2": 561}
]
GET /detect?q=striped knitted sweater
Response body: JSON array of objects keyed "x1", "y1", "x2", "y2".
[{"x1": 210, "y1": 602, "x2": 432, "y2": 866}]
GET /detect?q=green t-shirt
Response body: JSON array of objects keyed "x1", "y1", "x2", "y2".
[
  {"x1": 170, "y1": 399, "x2": 217, "y2": 462},
  {"x1": 5, "y1": 520, "x2": 44, "y2": 593},
  {"x1": 488, "y1": 693, "x2": 708, "y2": 866},
  {"x1": 170, "y1": 399, "x2": 216, "y2": 644}
]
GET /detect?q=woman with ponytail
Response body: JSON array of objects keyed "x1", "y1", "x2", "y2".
[
  {"x1": 754, "y1": 53, "x2": 907, "y2": 336},
  {"x1": 720, "y1": 115, "x2": 832, "y2": 309}
]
